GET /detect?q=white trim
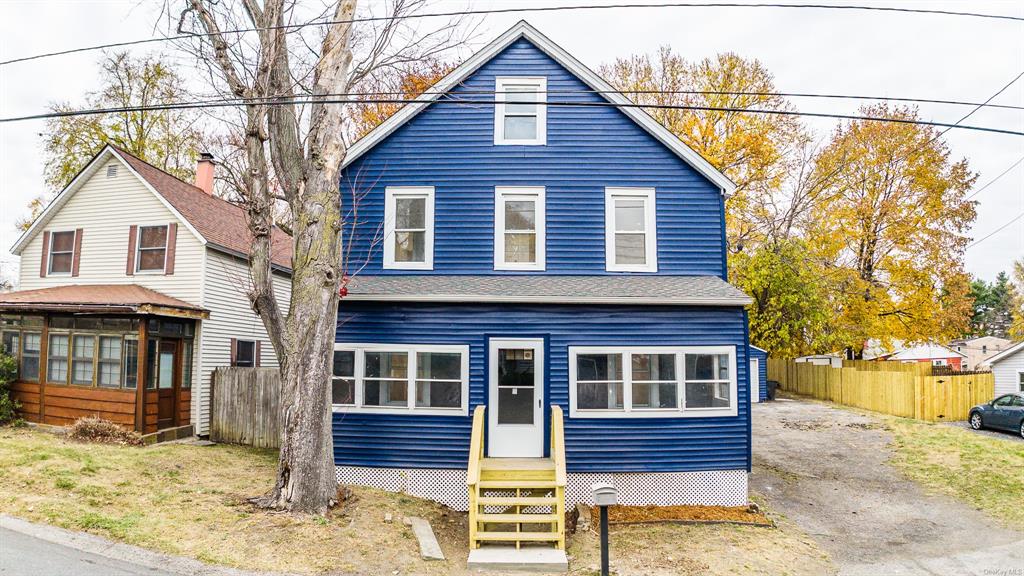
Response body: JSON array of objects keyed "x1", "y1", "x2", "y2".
[
  {"x1": 494, "y1": 76, "x2": 547, "y2": 145},
  {"x1": 983, "y1": 341, "x2": 1024, "y2": 367},
  {"x1": 342, "y1": 293, "x2": 752, "y2": 306},
  {"x1": 569, "y1": 345, "x2": 738, "y2": 418},
  {"x1": 750, "y1": 345, "x2": 768, "y2": 354},
  {"x1": 45, "y1": 229, "x2": 78, "y2": 276},
  {"x1": 488, "y1": 337, "x2": 545, "y2": 457},
  {"x1": 494, "y1": 187, "x2": 546, "y2": 270},
  {"x1": 339, "y1": 21, "x2": 736, "y2": 195},
  {"x1": 331, "y1": 343, "x2": 469, "y2": 416},
  {"x1": 605, "y1": 187, "x2": 657, "y2": 272},
  {"x1": 383, "y1": 187, "x2": 435, "y2": 270},
  {"x1": 134, "y1": 224, "x2": 170, "y2": 274},
  {"x1": 750, "y1": 358, "x2": 761, "y2": 404}
]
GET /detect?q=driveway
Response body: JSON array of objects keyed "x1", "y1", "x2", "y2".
[
  {"x1": 0, "y1": 527, "x2": 176, "y2": 576},
  {"x1": 941, "y1": 419, "x2": 1024, "y2": 443},
  {"x1": 751, "y1": 398, "x2": 1024, "y2": 576}
]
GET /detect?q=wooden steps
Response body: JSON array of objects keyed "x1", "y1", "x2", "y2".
[
  {"x1": 477, "y1": 512, "x2": 560, "y2": 523},
  {"x1": 475, "y1": 531, "x2": 563, "y2": 542},
  {"x1": 477, "y1": 495, "x2": 559, "y2": 507}
]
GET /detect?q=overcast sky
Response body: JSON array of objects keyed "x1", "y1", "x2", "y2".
[{"x1": 1, "y1": 0, "x2": 1021, "y2": 287}]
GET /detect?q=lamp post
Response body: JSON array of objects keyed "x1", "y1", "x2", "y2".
[{"x1": 591, "y1": 482, "x2": 618, "y2": 576}]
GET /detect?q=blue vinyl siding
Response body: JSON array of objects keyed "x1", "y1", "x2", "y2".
[
  {"x1": 750, "y1": 346, "x2": 769, "y2": 402},
  {"x1": 333, "y1": 302, "x2": 751, "y2": 473},
  {"x1": 341, "y1": 38, "x2": 726, "y2": 277}
]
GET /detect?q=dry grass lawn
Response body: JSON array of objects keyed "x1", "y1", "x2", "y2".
[{"x1": 0, "y1": 426, "x2": 833, "y2": 575}]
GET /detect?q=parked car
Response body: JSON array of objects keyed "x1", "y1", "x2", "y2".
[{"x1": 968, "y1": 393, "x2": 1024, "y2": 438}]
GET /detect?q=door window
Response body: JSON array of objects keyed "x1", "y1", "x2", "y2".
[{"x1": 497, "y1": 348, "x2": 535, "y2": 425}]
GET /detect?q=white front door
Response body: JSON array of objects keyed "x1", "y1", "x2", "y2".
[
  {"x1": 488, "y1": 338, "x2": 545, "y2": 457},
  {"x1": 750, "y1": 358, "x2": 761, "y2": 404}
]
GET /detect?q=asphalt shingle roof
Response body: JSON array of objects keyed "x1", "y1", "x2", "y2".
[{"x1": 344, "y1": 275, "x2": 752, "y2": 306}]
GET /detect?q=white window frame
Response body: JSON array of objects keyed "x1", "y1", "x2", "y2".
[
  {"x1": 135, "y1": 224, "x2": 169, "y2": 274},
  {"x1": 47, "y1": 229, "x2": 77, "y2": 276},
  {"x1": 494, "y1": 187, "x2": 546, "y2": 270},
  {"x1": 569, "y1": 345, "x2": 737, "y2": 418},
  {"x1": 605, "y1": 187, "x2": 657, "y2": 272},
  {"x1": 383, "y1": 187, "x2": 435, "y2": 270},
  {"x1": 494, "y1": 76, "x2": 547, "y2": 146},
  {"x1": 332, "y1": 343, "x2": 469, "y2": 416}
]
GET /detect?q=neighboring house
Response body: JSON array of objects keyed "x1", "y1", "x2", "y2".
[
  {"x1": 0, "y1": 146, "x2": 291, "y2": 436},
  {"x1": 795, "y1": 354, "x2": 843, "y2": 368},
  {"x1": 950, "y1": 336, "x2": 1013, "y2": 370},
  {"x1": 331, "y1": 21, "x2": 752, "y2": 562},
  {"x1": 883, "y1": 343, "x2": 966, "y2": 370},
  {"x1": 981, "y1": 341, "x2": 1024, "y2": 396},
  {"x1": 750, "y1": 346, "x2": 768, "y2": 402}
]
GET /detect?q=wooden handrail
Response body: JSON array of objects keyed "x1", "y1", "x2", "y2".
[
  {"x1": 550, "y1": 405, "x2": 566, "y2": 487},
  {"x1": 467, "y1": 405, "x2": 486, "y2": 486}
]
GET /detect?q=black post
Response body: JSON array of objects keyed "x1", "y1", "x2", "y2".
[{"x1": 600, "y1": 504, "x2": 610, "y2": 576}]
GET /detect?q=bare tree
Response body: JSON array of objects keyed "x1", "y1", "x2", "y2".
[{"x1": 169, "y1": 0, "x2": 470, "y2": 514}]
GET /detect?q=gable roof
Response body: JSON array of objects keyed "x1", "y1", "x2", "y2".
[
  {"x1": 343, "y1": 21, "x2": 736, "y2": 195},
  {"x1": 888, "y1": 343, "x2": 967, "y2": 361},
  {"x1": 982, "y1": 340, "x2": 1024, "y2": 367},
  {"x1": 12, "y1": 145, "x2": 293, "y2": 271}
]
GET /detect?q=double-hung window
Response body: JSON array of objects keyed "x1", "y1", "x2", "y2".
[
  {"x1": 71, "y1": 335, "x2": 96, "y2": 385},
  {"x1": 570, "y1": 346, "x2": 736, "y2": 417},
  {"x1": 136, "y1": 225, "x2": 168, "y2": 272},
  {"x1": 332, "y1": 344, "x2": 469, "y2": 415},
  {"x1": 48, "y1": 230, "x2": 76, "y2": 275},
  {"x1": 232, "y1": 340, "x2": 256, "y2": 367},
  {"x1": 21, "y1": 333, "x2": 41, "y2": 382},
  {"x1": 384, "y1": 187, "x2": 434, "y2": 270},
  {"x1": 494, "y1": 187, "x2": 545, "y2": 270},
  {"x1": 494, "y1": 77, "x2": 546, "y2": 145},
  {"x1": 605, "y1": 188, "x2": 657, "y2": 272},
  {"x1": 47, "y1": 334, "x2": 69, "y2": 384},
  {"x1": 98, "y1": 336, "x2": 122, "y2": 388}
]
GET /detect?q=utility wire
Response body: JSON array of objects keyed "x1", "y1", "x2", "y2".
[
  {"x1": 966, "y1": 156, "x2": 1024, "y2": 201},
  {"x1": 2, "y1": 95, "x2": 1022, "y2": 136},
  {"x1": 2, "y1": 2, "x2": 1022, "y2": 67},
  {"x1": 966, "y1": 212, "x2": 1024, "y2": 249}
]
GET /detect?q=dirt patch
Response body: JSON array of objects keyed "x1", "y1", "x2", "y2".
[
  {"x1": 780, "y1": 419, "x2": 831, "y2": 431},
  {"x1": 593, "y1": 504, "x2": 771, "y2": 526}
]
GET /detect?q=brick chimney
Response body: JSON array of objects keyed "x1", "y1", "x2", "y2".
[{"x1": 195, "y1": 152, "x2": 216, "y2": 195}]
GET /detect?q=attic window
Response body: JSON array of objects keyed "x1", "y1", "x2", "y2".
[
  {"x1": 106, "y1": 164, "x2": 118, "y2": 178},
  {"x1": 494, "y1": 77, "x2": 546, "y2": 145}
]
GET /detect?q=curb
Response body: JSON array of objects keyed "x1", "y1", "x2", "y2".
[{"x1": 0, "y1": 515, "x2": 296, "y2": 576}]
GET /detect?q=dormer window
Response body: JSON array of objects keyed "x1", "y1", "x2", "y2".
[
  {"x1": 494, "y1": 77, "x2": 546, "y2": 145},
  {"x1": 605, "y1": 188, "x2": 657, "y2": 272}
]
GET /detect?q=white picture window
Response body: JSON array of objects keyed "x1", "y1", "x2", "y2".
[
  {"x1": 332, "y1": 344, "x2": 469, "y2": 416},
  {"x1": 605, "y1": 188, "x2": 657, "y2": 272},
  {"x1": 494, "y1": 187, "x2": 545, "y2": 270},
  {"x1": 384, "y1": 187, "x2": 434, "y2": 270},
  {"x1": 494, "y1": 77, "x2": 547, "y2": 145},
  {"x1": 569, "y1": 346, "x2": 737, "y2": 418}
]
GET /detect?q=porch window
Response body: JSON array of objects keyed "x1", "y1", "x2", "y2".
[
  {"x1": 495, "y1": 187, "x2": 545, "y2": 270},
  {"x1": 48, "y1": 230, "x2": 76, "y2": 275},
  {"x1": 98, "y1": 336, "x2": 122, "y2": 388},
  {"x1": 71, "y1": 335, "x2": 96, "y2": 385},
  {"x1": 47, "y1": 334, "x2": 69, "y2": 384},
  {"x1": 123, "y1": 338, "x2": 139, "y2": 389},
  {"x1": 1, "y1": 331, "x2": 18, "y2": 358},
  {"x1": 332, "y1": 344, "x2": 469, "y2": 415},
  {"x1": 136, "y1": 225, "x2": 168, "y2": 272},
  {"x1": 605, "y1": 188, "x2": 657, "y2": 272},
  {"x1": 494, "y1": 77, "x2": 546, "y2": 145},
  {"x1": 570, "y1": 346, "x2": 737, "y2": 418},
  {"x1": 384, "y1": 187, "x2": 434, "y2": 270},
  {"x1": 182, "y1": 343, "x2": 193, "y2": 389},
  {"x1": 21, "y1": 332, "x2": 40, "y2": 382}
]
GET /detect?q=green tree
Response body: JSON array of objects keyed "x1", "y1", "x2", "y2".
[
  {"x1": 19, "y1": 52, "x2": 208, "y2": 230},
  {"x1": 970, "y1": 272, "x2": 1015, "y2": 337}
]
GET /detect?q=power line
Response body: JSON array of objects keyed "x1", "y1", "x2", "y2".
[
  {"x1": 2, "y1": 95, "x2": 1022, "y2": 136},
  {"x1": 966, "y1": 156, "x2": 1024, "y2": 201},
  {"x1": 966, "y1": 212, "x2": 1024, "y2": 249},
  {"x1": 2, "y1": 2, "x2": 1022, "y2": 67}
]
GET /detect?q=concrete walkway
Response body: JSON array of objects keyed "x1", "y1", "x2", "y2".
[{"x1": 750, "y1": 399, "x2": 1024, "y2": 576}]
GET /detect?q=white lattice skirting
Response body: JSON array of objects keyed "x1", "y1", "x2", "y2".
[{"x1": 336, "y1": 466, "x2": 748, "y2": 512}]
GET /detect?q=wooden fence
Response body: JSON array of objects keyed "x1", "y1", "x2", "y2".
[
  {"x1": 211, "y1": 367, "x2": 281, "y2": 448},
  {"x1": 767, "y1": 359, "x2": 994, "y2": 421}
]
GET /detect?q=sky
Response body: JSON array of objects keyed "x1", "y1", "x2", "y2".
[{"x1": 1, "y1": 0, "x2": 1022, "y2": 287}]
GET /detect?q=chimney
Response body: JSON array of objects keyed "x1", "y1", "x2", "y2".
[{"x1": 195, "y1": 152, "x2": 216, "y2": 195}]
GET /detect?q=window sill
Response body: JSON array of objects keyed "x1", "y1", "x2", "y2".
[
  {"x1": 332, "y1": 405, "x2": 467, "y2": 417},
  {"x1": 494, "y1": 139, "x2": 547, "y2": 146},
  {"x1": 569, "y1": 407, "x2": 737, "y2": 419},
  {"x1": 494, "y1": 262, "x2": 546, "y2": 271},
  {"x1": 382, "y1": 262, "x2": 434, "y2": 271}
]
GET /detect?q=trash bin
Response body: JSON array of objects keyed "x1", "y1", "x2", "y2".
[{"x1": 766, "y1": 380, "x2": 779, "y2": 401}]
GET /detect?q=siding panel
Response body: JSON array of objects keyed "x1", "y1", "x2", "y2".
[
  {"x1": 333, "y1": 302, "x2": 750, "y2": 473},
  {"x1": 750, "y1": 347, "x2": 769, "y2": 402}
]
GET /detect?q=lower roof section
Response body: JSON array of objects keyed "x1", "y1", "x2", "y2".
[
  {"x1": 343, "y1": 275, "x2": 752, "y2": 306},
  {"x1": 0, "y1": 284, "x2": 209, "y2": 319}
]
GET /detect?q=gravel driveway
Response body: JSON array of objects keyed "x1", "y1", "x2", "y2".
[
  {"x1": 750, "y1": 398, "x2": 1024, "y2": 576},
  {"x1": 941, "y1": 419, "x2": 1024, "y2": 443}
]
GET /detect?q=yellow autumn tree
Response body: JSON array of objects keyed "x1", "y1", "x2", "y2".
[
  {"x1": 347, "y1": 60, "x2": 455, "y2": 141},
  {"x1": 809, "y1": 104, "x2": 977, "y2": 355},
  {"x1": 1009, "y1": 258, "x2": 1024, "y2": 340}
]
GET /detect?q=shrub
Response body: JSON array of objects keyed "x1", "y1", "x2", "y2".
[
  {"x1": 68, "y1": 416, "x2": 143, "y2": 447},
  {"x1": 0, "y1": 353, "x2": 21, "y2": 425}
]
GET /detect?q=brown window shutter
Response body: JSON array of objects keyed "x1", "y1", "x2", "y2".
[
  {"x1": 164, "y1": 223, "x2": 177, "y2": 275},
  {"x1": 255, "y1": 341, "x2": 262, "y2": 367},
  {"x1": 126, "y1": 225, "x2": 137, "y2": 276},
  {"x1": 71, "y1": 228, "x2": 84, "y2": 277},
  {"x1": 40, "y1": 231, "x2": 50, "y2": 277},
  {"x1": 230, "y1": 338, "x2": 237, "y2": 367}
]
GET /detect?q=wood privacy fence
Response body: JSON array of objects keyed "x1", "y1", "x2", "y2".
[
  {"x1": 767, "y1": 359, "x2": 994, "y2": 421},
  {"x1": 211, "y1": 367, "x2": 281, "y2": 448}
]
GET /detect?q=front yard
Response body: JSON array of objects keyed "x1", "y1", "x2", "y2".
[{"x1": 0, "y1": 426, "x2": 834, "y2": 575}]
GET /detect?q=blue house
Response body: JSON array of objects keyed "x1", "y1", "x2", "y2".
[
  {"x1": 332, "y1": 21, "x2": 753, "y2": 561},
  {"x1": 751, "y1": 345, "x2": 769, "y2": 402}
]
